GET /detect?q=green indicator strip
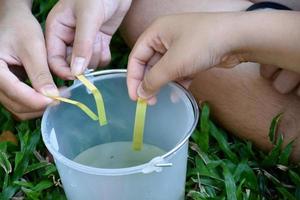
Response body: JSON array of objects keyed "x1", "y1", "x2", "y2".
[{"x1": 132, "y1": 98, "x2": 148, "y2": 151}]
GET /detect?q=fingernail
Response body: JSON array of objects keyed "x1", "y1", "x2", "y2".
[
  {"x1": 137, "y1": 84, "x2": 149, "y2": 99},
  {"x1": 71, "y1": 57, "x2": 86, "y2": 76},
  {"x1": 41, "y1": 84, "x2": 59, "y2": 97}
]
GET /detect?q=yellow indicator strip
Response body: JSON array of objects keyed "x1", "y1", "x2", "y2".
[
  {"x1": 76, "y1": 75, "x2": 107, "y2": 126},
  {"x1": 132, "y1": 98, "x2": 148, "y2": 151},
  {"x1": 51, "y1": 96, "x2": 98, "y2": 121}
]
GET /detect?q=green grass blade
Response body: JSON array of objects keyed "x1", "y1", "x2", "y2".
[
  {"x1": 199, "y1": 103, "x2": 210, "y2": 153},
  {"x1": 289, "y1": 170, "x2": 300, "y2": 186},
  {"x1": 0, "y1": 150, "x2": 12, "y2": 174},
  {"x1": 233, "y1": 160, "x2": 258, "y2": 189},
  {"x1": 262, "y1": 134, "x2": 283, "y2": 167},
  {"x1": 25, "y1": 161, "x2": 50, "y2": 175},
  {"x1": 222, "y1": 163, "x2": 237, "y2": 200},
  {"x1": 276, "y1": 187, "x2": 297, "y2": 200},
  {"x1": 209, "y1": 122, "x2": 238, "y2": 163},
  {"x1": 279, "y1": 140, "x2": 294, "y2": 165},
  {"x1": 32, "y1": 180, "x2": 54, "y2": 192},
  {"x1": 269, "y1": 113, "x2": 282, "y2": 144}
]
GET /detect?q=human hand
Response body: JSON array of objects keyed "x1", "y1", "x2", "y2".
[
  {"x1": 46, "y1": 0, "x2": 132, "y2": 79},
  {"x1": 0, "y1": 0, "x2": 58, "y2": 120},
  {"x1": 260, "y1": 65, "x2": 300, "y2": 96},
  {"x1": 127, "y1": 13, "x2": 243, "y2": 102}
]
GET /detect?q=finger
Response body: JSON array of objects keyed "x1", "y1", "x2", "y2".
[
  {"x1": 0, "y1": 92, "x2": 34, "y2": 113},
  {"x1": 71, "y1": 2, "x2": 105, "y2": 75},
  {"x1": 18, "y1": 32, "x2": 59, "y2": 97},
  {"x1": 0, "y1": 60, "x2": 52, "y2": 110},
  {"x1": 127, "y1": 36, "x2": 156, "y2": 100},
  {"x1": 147, "y1": 53, "x2": 162, "y2": 68},
  {"x1": 98, "y1": 33, "x2": 112, "y2": 67},
  {"x1": 88, "y1": 32, "x2": 103, "y2": 68},
  {"x1": 66, "y1": 46, "x2": 72, "y2": 65},
  {"x1": 66, "y1": 33, "x2": 110, "y2": 69},
  {"x1": 138, "y1": 47, "x2": 181, "y2": 100},
  {"x1": 136, "y1": 53, "x2": 162, "y2": 105},
  {"x1": 12, "y1": 111, "x2": 44, "y2": 121},
  {"x1": 260, "y1": 64, "x2": 280, "y2": 79},
  {"x1": 46, "y1": 15, "x2": 75, "y2": 80},
  {"x1": 273, "y1": 70, "x2": 300, "y2": 94}
]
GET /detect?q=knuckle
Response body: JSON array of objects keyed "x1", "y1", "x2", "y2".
[
  {"x1": 32, "y1": 70, "x2": 52, "y2": 84},
  {"x1": 31, "y1": 39, "x2": 46, "y2": 51},
  {"x1": 21, "y1": 38, "x2": 45, "y2": 56}
]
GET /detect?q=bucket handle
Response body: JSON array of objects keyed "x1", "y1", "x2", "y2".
[{"x1": 142, "y1": 156, "x2": 173, "y2": 174}]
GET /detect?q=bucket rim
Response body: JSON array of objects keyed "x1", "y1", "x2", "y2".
[{"x1": 41, "y1": 69, "x2": 199, "y2": 175}]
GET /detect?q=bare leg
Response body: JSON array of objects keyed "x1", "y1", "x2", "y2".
[{"x1": 120, "y1": 0, "x2": 300, "y2": 161}]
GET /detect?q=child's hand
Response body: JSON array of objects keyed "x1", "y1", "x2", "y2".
[
  {"x1": 46, "y1": 0, "x2": 132, "y2": 79},
  {"x1": 127, "y1": 13, "x2": 242, "y2": 102},
  {"x1": 0, "y1": 0, "x2": 58, "y2": 120},
  {"x1": 260, "y1": 65, "x2": 300, "y2": 96}
]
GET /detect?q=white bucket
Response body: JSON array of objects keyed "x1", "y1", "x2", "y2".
[{"x1": 41, "y1": 69, "x2": 199, "y2": 200}]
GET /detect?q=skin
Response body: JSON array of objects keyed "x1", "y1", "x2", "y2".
[
  {"x1": 1, "y1": 0, "x2": 299, "y2": 161},
  {"x1": 251, "y1": 0, "x2": 300, "y2": 96},
  {"x1": 120, "y1": 0, "x2": 300, "y2": 161},
  {"x1": 45, "y1": 0, "x2": 132, "y2": 79},
  {"x1": 0, "y1": 0, "x2": 58, "y2": 120},
  {"x1": 127, "y1": 11, "x2": 300, "y2": 100}
]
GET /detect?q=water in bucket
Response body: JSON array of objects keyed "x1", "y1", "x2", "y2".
[
  {"x1": 74, "y1": 142, "x2": 166, "y2": 168},
  {"x1": 42, "y1": 70, "x2": 199, "y2": 200}
]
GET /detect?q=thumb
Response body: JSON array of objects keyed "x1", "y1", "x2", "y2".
[
  {"x1": 19, "y1": 39, "x2": 59, "y2": 97},
  {"x1": 137, "y1": 49, "x2": 179, "y2": 99},
  {"x1": 71, "y1": 4, "x2": 104, "y2": 76}
]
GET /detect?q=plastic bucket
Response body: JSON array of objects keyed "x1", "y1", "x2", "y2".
[{"x1": 41, "y1": 69, "x2": 199, "y2": 200}]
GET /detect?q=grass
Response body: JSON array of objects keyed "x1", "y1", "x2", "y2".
[{"x1": 0, "y1": 1, "x2": 299, "y2": 199}]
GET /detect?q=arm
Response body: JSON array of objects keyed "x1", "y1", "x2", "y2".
[
  {"x1": 127, "y1": 11, "x2": 300, "y2": 101},
  {"x1": 236, "y1": 11, "x2": 300, "y2": 73}
]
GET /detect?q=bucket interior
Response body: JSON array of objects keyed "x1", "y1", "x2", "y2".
[{"x1": 42, "y1": 72, "x2": 196, "y2": 169}]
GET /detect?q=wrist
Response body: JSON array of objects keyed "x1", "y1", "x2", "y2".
[
  {"x1": 222, "y1": 12, "x2": 262, "y2": 64},
  {"x1": 209, "y1": 12, "x2": 248, "y2": 63}
]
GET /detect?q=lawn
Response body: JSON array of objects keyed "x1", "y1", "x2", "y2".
[{"x1": 0, "y1": 1, "x2": 299, "y2": 199}]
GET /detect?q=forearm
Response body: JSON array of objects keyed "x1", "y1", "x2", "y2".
[{"x1": 235, "y1": 11, "x2": 300, "y2": 73}]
